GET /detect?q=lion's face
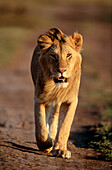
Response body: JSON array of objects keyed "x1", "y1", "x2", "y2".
[
  {"x1": 48, "y1": 43, "x2": 78, "y2": 88},
  {"x1": 38, "y1": 28, "x2": 83, "y2": 88}
]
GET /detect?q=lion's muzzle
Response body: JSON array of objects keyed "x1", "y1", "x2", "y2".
[
  {"x1": 53, "y1": 76, "x2": 68, "y2": 83},
  {"x1": 53, "y1": 76, "x2": 68, "y2": 88}
]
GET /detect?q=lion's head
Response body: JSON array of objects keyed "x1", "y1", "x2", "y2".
[{"x1": 38, "y1": 28, "x2": 83, "y2": 88}]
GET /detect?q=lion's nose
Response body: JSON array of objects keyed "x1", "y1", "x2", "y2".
[{"x1": 57, "y1": 68, "x2": 67, "y2": 73}]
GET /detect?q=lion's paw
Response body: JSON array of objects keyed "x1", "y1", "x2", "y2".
[
  {"x1": 44, "y1": 147, "x2": 52, "y2": 153},
  {"x1": 52, "y1": 149, "x2": 71, "y2": 159},
  {"x1": 37, "y1": 137, "x2": 53, "y2": 151}
]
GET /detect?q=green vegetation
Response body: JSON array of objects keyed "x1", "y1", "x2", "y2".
[
  {"x1": 93, "y1": 93, "x2": 112, "y2": 161},
  {"x1": 83, "y1": 77, "x2": 112, "y2": 161},
  {"x1": 82, "y1": 66, "x2": 112, "y2": 161},
  {"x1": 89, "y1": 123, "x2": 112, "y2": 161},
  {"x1": 81, "y1": 37, "x2": 112, "y2": 161}
]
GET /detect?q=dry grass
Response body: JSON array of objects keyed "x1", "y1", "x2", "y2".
[{"x1": 0, "y1": 27, "x2": 31, "y2": 67}]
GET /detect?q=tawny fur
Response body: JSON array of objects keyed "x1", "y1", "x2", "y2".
[{"x1": 31, "y1": 28, "x2": 83, "y2": 158}]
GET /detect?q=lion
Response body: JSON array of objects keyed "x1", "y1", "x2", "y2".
[{"x1": 31, "y1": 28, "x2": 83, "y2": 158}]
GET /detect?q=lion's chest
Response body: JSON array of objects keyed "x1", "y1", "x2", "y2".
[{"x1": 37, "y1": 80, "x2": 78, "y2": 105}]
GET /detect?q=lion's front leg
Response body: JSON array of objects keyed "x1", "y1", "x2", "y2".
[
  {"x1": 44, "y1": 103, "x2": 61, "y2": 153},
  {"x1": 34, "y1": 99, "x2": 53, "y2": 151},
  {"x1": 48, "y1": 103, "x2": 61, "y2": 141},
  {"x1": 52, "y1": 98, "x2": 78, "y2": 158}
]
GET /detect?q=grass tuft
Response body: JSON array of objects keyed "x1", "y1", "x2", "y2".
[{"x1": 89, "y1": 123, "x2": 112, "y2": 161}]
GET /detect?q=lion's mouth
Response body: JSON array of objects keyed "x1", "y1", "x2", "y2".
[{"x1": 53, "y1": 76, "x2": 68, "y2": 83}]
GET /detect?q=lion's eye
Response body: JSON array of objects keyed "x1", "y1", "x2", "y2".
[
  {"x1": 67, "y1": 53, "x2": 72, "y2": 59},
  {"x1": 51, "y1": 54, "x2": 56, "y2": 60}
]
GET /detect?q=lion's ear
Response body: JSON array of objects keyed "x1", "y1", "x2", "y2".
[
  {"x1": 37, "y1": 34, "x2": 53, "y2": 52},
  {"x1": 71, "y1": 33, "x2": 83, "y2": 52}
]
